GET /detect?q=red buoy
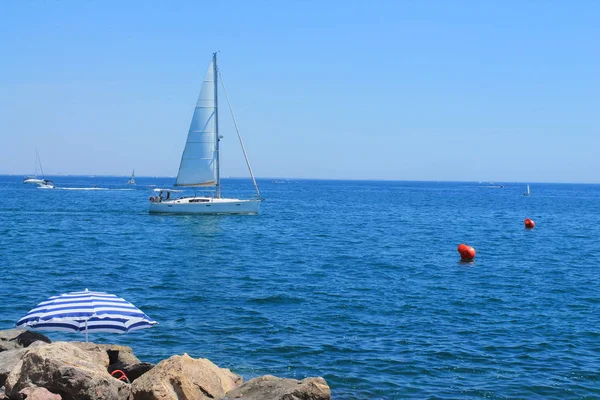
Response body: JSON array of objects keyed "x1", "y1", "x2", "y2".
[
  {"x1": 457, "y1": 244, "x2": 476, "y2": 261},
  {"x1": 524, "y1": 218, "x2": 535, "y2": 229}
]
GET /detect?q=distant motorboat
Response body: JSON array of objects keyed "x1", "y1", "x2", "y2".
[
  {"x1": 524, "y1": 184, "x2": 530, "y2": 196},
  {"x1": 128, "y1": 170, "x2": 136, "y2": 185},
  {"x1": 23, "y1": 149, "x2": 55, "y2": 189}
]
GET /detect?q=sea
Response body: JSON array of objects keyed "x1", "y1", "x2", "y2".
[{"x1": 1, "y1": 175, "x2": 599, "y2": 399}]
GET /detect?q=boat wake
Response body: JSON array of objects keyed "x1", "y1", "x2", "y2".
[{"x1": 52, "y1": 188, "x2": 135, "y2": 191}]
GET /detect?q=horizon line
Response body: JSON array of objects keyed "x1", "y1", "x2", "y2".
[{"x1": 1, "y1": 174, "x2": 599, "y2": 185}]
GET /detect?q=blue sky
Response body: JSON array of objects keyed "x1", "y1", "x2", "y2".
[{"x1": 1, "y1": 1, "x2": 599, "y2": 182}]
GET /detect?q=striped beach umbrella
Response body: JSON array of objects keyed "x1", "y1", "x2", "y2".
[{"x1": 16, "y1": 289, "x2": 157, "y2": 342}]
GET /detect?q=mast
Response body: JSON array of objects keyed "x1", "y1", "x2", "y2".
[
  {"x1": 35, "y1": 148, "x2": 45, "y2": 179},
  {"x1": 214, "y1": 52, "x2": 221, "y2": 198}
]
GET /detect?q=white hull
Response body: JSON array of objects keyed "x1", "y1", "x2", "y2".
[
  {"x1": 24, "y1": 178, "x2": 45, "y2": 185},
  {"x1": 149, "y1": 196, "x2": 261, "y2": 214},
  {"x1": 24, "y1": 178, "x2": 55, "y2": 189}
]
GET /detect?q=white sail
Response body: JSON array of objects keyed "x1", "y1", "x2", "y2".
[{"x1": 175, "y1": 60, "x2": 218, "y2": 187}]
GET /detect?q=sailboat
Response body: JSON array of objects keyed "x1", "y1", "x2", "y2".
[
  {"x1": 524, "y1": 184, "x2": 530, "y2": 196},
  {"x1": 127, "y1": 170, "x2": 136, "y2": 185},
  {"x1": 149, "y1": 53, "x2": 263, "y2": 214},
  {"x1": 23, "y1": 149, "x2": 54, "y2": 189}
]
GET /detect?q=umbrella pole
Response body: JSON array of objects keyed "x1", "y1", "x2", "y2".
[{"x1": 85, "y1": 320, "x2": 88, "y2": 342}]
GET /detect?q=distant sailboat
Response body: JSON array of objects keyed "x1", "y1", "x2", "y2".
[
  {"x1": 524, "y1": 184, "x2": 530, "y2": 196},
  {"x1": 23, "y1": 149, "x2": 54, "y2": 189},
  {"x1": 149, "y1": 53, "x2": 263, "y2": 214},
  {"x1": 128, "y1": 170, "x2": 136, "y2": 185}
]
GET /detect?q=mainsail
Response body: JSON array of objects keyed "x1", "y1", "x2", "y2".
[{"x1": 175, "y1": 59, "x2": 218, "y2": 186}]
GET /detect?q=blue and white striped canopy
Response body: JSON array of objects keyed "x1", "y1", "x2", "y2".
[{"x1": 16, "y1": 289, "x2": 157, "y2": 339}]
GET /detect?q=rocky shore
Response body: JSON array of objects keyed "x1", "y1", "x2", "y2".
[{"x1": 0, "y1": 329, "x2": 331, "y2": 400}]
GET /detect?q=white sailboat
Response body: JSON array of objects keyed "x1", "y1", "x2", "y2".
[
  {"x1": 149, "y1": 53, "x2": 262, "y2": 214},
  {"x1": 23, "y1": 149, "x2": 54, "y2": 189},
  {"x1": 524, "y1": 184, "x2": 530, "y2": 196},
  {"x1": 128, "y1": 170, "x2": 136, "y2": 185}
]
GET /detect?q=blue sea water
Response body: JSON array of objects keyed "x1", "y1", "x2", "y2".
[{"x1": 1, "y1": 175, "x2": 600, "y2": 399}]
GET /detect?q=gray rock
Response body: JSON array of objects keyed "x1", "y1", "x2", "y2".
[
  {"x1": 222, "y1": 375, "x2": 331, "y2": 400},
  {"x1": 129, "y1": 353, "x2": 242, "y2": 400},
  {"x1": 0, "y1": 330, "x2": 51, "y2": 352},
  {"x1": 26, "y1": 341, "x2": 50, "y2": 349},
  {"x1": 0, "y1": 348, "x2": 28, "y2": 387},
  {"x1": 71, "y1": 342, "x2": 141, "y2": 365},
  {"x1": 12, "y1": 332, "x2": 51, "y2": 349},
  {"x1": 4, "y1": 342, "x2": 129, "y2": 400},
  {"x1": 18, "y1": 386, "x2": 62, "y2": 400}
]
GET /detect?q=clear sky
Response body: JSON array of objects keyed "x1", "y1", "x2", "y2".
[{"x1": 1, "y1": 1, "x2": 599, "y2": 182}]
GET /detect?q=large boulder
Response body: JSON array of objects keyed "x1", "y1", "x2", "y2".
[
  {"x1": 129, "y1": 354, "x2": 241, "y2": 400},
  {"x1": 222, "y1": 375, "x2": 331, "y2": 400},
  {"x1": 0, "y1": 330, "x2": 51, "y2": 352},
  {"x1": 0, "y1": 348, "x2": 28, "y2": 387},
  {"x1": 4, "y1": 342, "x2": 129, "y2": 400}
]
